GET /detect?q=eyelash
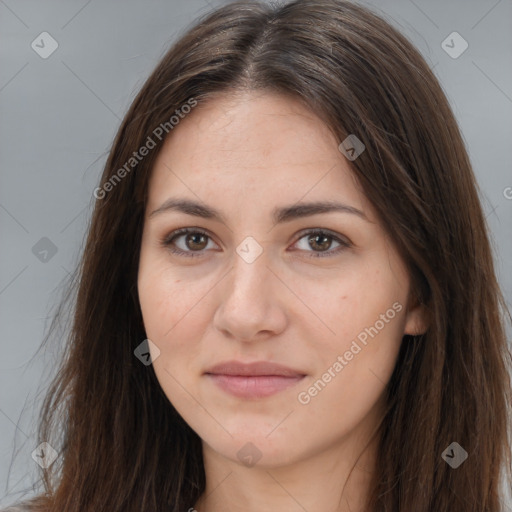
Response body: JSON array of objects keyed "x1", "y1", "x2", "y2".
[{"x1": 160, "y1": 227, "x2": 351, "y2": 259}]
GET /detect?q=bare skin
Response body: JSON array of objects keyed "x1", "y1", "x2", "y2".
[{"x1": 137, "y1": 91, "x2": 428, "y2": 512}]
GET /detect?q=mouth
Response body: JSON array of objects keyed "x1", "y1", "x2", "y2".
[{"x1": 204, "y1": 360, "x2": 307, "y2": 399}]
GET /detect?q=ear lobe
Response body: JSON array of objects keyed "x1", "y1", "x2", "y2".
[{"x1": 403, "y1": 301, "x2": 429, "y2": 336}]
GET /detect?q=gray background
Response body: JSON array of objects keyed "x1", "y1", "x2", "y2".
[{"x1": 1, "y1": 0, "x2": 511, "y2": 508}]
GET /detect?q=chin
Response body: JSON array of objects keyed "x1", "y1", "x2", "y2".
[{"x1": 198, "y1": 426, "x2": 307, "y2": 469}]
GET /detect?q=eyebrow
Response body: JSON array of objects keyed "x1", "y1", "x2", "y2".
[{"x1": 149, "y1": 197, "x2": 369, "y2": 224}]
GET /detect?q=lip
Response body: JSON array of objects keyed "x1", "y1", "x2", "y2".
[{"x1": 204, "y1": 360, "x2": 307, "y2": 399}]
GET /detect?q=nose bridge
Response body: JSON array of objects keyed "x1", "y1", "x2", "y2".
[
  {"x1": 213, "y1": 237, "x2": 286, "y2": 340},
  {"x1": 228, "y1": 237, "x2": 271, "y2": 303}
]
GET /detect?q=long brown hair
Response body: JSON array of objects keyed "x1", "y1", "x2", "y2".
[{"x1": 14, "y1": 0, "x2": 511, "y2": 510}]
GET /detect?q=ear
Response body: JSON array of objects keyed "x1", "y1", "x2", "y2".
[{"x1": 403, "y1": 295, "x2": 429, "y2": 336}]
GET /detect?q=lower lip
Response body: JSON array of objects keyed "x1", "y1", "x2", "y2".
[{"x1": 206, "y1": 374, "x2": 305, "y2": 398}]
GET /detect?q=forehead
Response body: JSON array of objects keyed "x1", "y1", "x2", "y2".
[
  {"x1": 146, "y1": 91, "x2": 372, "y2": 220},
  {"x1": 164, "y1": 91, "x2": 336, "y2": 161}
]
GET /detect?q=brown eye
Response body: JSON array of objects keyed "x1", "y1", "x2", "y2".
[
  {"x1": 293, "y1": 229, "x2": 351, "y2": 258},
  {"x1": 183, "y1": 232, "x2": 208, "y2": 250},
  {"x1": 161, "y1": 228, "x2": 215, "y2": 258},
  {"x1": 308, "y1": 233, "x2": 332, "y2": 252},
  {"x1": 161, "y1": 227, "x2": 350, "y2": 259}
]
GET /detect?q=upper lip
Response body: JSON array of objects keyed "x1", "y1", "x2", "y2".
[{"x1": 205, "y1": 360, "x2": 306, "y2": 377}]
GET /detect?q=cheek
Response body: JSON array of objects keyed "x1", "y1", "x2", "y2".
[
  {"x1": 300, "y1": 264, "x2": 406, "y2": 404},
  {"x1": 138, "y1": 268, "x2": 209, "y2": 411},
  {"x1": 310, "y1": 264, "x2": 406, "y2": 352},
  {"x1": 138, "y1": 243, "x2": 208, "y2": 331},
  {"x1": 137, "y1": 263, "x2": 204, "y2": 359}
]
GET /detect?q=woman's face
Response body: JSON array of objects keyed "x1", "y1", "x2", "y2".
[{"x1": 137, "y1": 91, "x2": 427, "y2": 468}]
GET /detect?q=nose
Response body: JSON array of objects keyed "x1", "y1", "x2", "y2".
[{"x1": 212, "y1": 245, "x2": 288, "y2": 343}]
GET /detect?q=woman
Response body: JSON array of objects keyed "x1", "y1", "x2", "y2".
[{"x1": 3, "y1": 0, "x2": 511, "y2": 510}]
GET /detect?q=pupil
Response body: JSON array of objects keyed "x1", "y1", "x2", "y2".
[
  {"x1": 311, "y1": 234, "x2": 330, "y2": 251},
  {"x1": 188, "y1": 233, "x2": 206, "y2": 249}
]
